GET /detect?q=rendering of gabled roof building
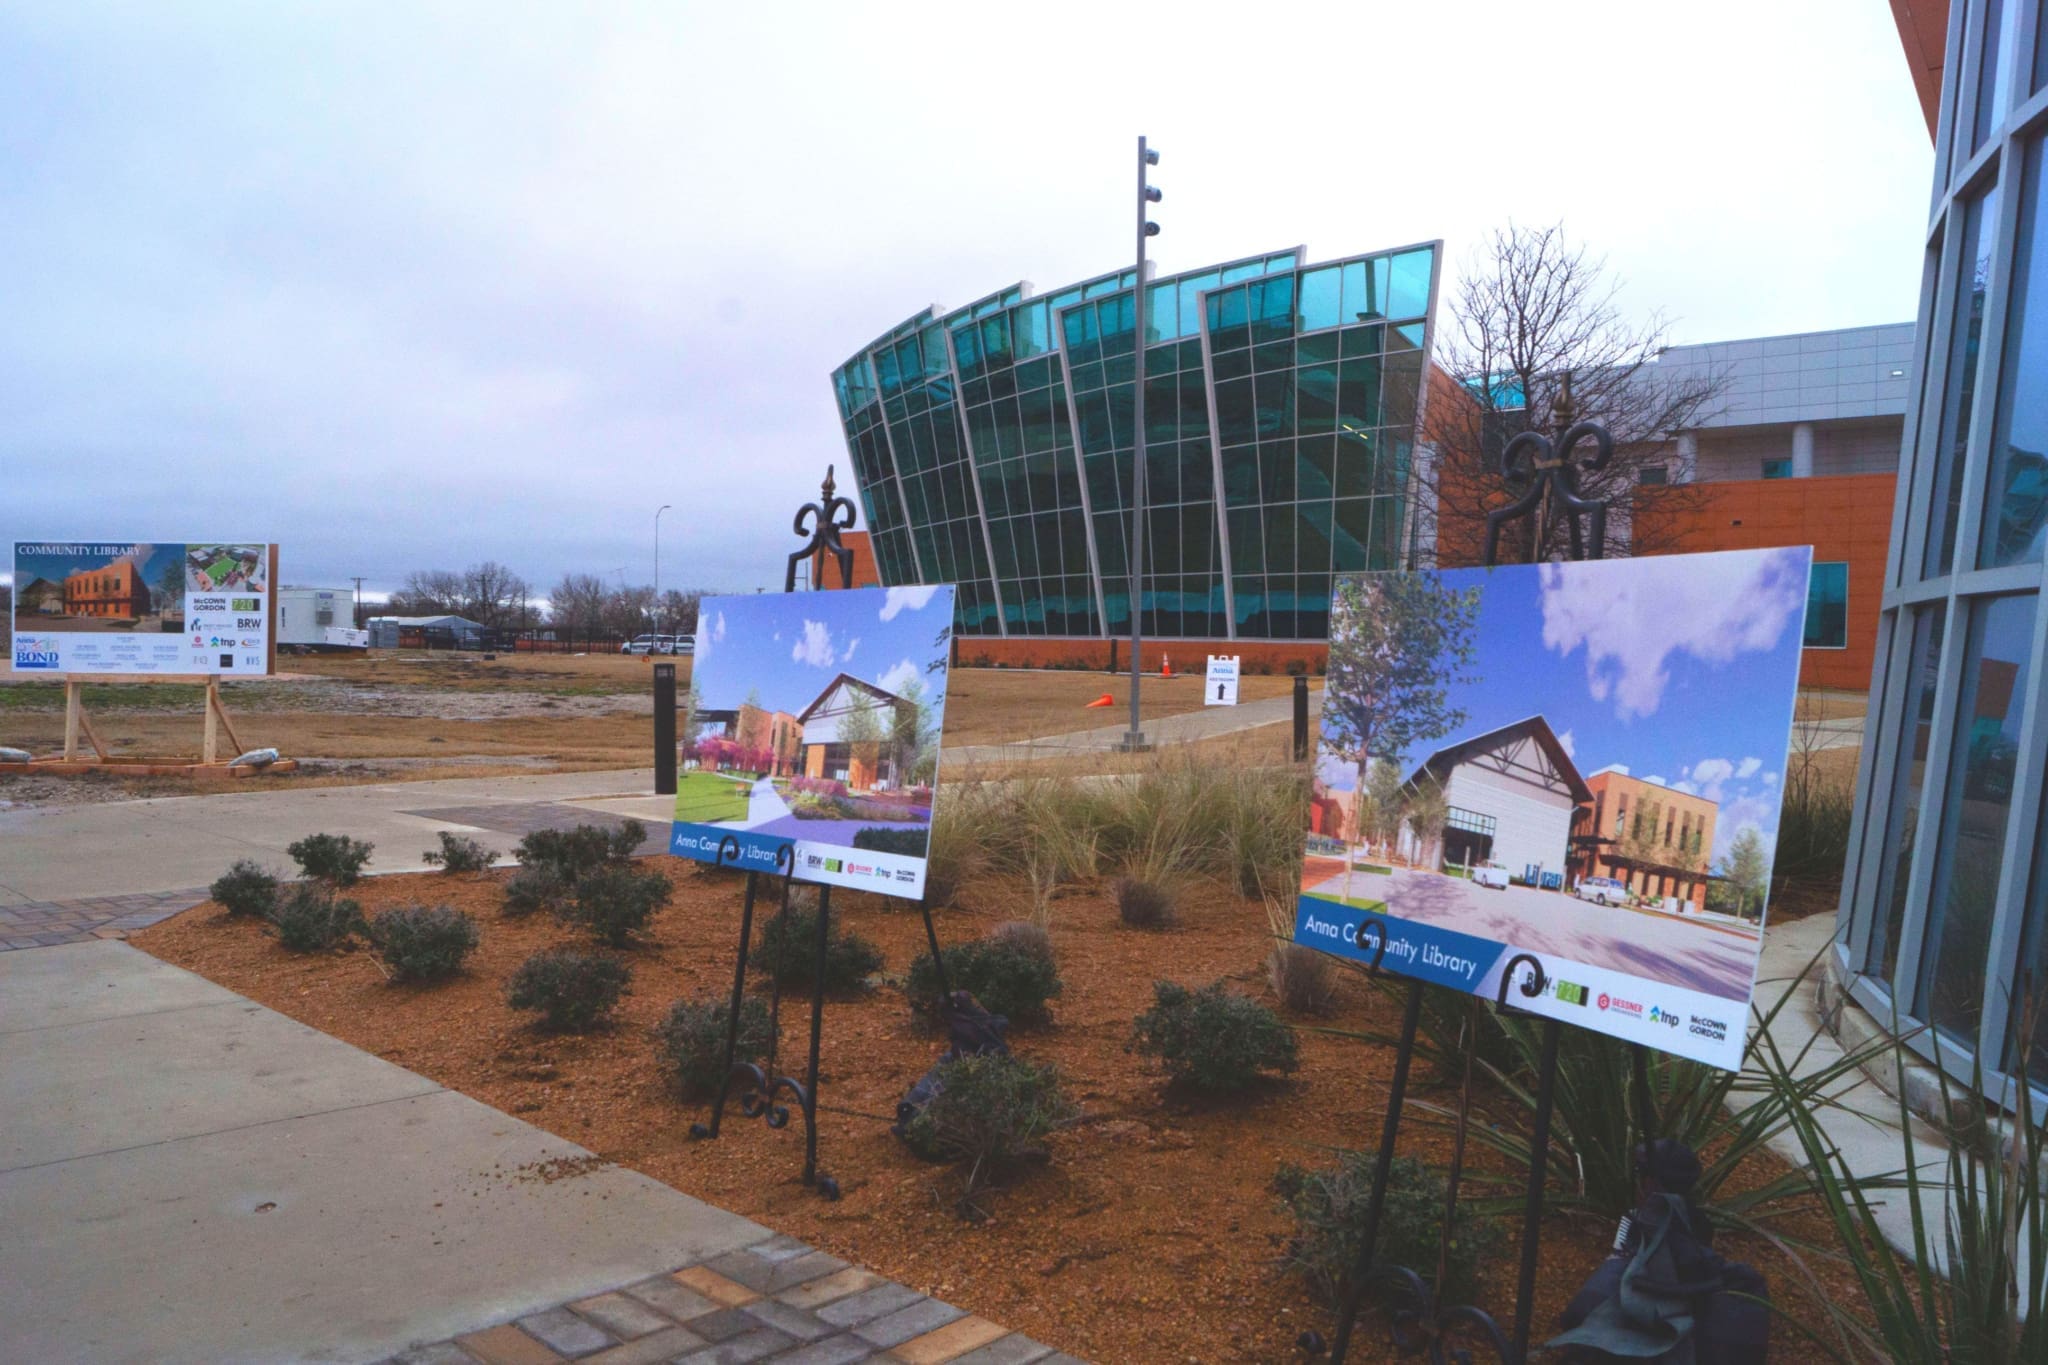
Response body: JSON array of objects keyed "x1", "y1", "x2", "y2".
[
  {"x1": 1401, "y1": 716, "x2": 1591, "y2": 883},
  {"x1": 798, "y1": 673, "x2": 913, "y2": 792},
  {"x1": 829, "y1": 241, "x2": 1442, "y2": 645}
]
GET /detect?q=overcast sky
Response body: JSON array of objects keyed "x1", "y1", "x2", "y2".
[{"x1": 0, "y1": 1, "x2": 1933, "y2": 597}]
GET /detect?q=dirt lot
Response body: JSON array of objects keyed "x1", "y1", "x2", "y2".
[
  {"x1": 0, "y1": 654, "x2": 1295, "y2": 807},
  {"x1": 135, "y1": 861, "x2": 1867, "y2": 1364}
]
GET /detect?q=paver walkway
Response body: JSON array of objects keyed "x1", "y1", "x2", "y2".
[{"x1": 0, "y1": 940, "x2": 1073, "y2": 1364}]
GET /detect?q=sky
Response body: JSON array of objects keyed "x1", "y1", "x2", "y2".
[
  {"x1": 692, "y1": 584, "x2": 950, "y2": 718},
  {"x1": 0, "y1": 1, "x2": 1933, "y2": 598},
  {"x1": 1315, "y1": 549, "x2": 1811, "y2": 863}
]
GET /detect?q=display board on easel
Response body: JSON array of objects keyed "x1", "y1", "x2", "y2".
[{"x1": 7, "y1": 540, "x2": 292, "y2": 776}]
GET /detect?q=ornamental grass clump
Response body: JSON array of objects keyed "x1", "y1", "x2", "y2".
[
  {"x1": 507, "y1": 949, "x2": 631, "y2": 1032},
  {"x1": 267, "y1": 884, "x2": 364, "y2": 952},
  {"x1": 211, "y1": 859, "x2": 280, "y2": 919},
  {"x1": 368, "y1": 904, "x2": 479, "y2": 982},
  {"x1": 652, "y1": 995, "x2": 776, "y2": 1101},
  {"x1": 1264, "y1": 897, "x2": 1340, "y2": 1016},
  {"x1": 1274, "y1": 1154, "x2": 1479, "y2": 1307},
  {"x1": 563, "y1": 864, "x2": 672, "y2": 948},
  {"x1": 287, "y1": 832, "x2": 374, "y2": 886},
  {"x1": 422, "y1": 832, "x2": 494, "y2": 876},
  {"x1": 753, "y1": 903, "x2": 883, "y2": 992},
  {"x1": 1132, "y1": 978, "x2": 1298, "y2": 1092},
  {"x1": 1112, "y1": 875, "x2": 1176, "y2": 929},
  {"x1": 899, "y1": 1053, "x2": 1075, "y2": 1213},
  {"x1": 905, "y1": 925, "x2": 1062, "y2": 1023}
]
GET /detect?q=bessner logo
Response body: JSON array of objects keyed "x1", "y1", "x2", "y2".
[
  {"x1": 1597, "y1": 993, "x2": 1610, "y2": 1010},
  {"x1": 1604, "y1": 995, "x2": 1645, "y2": 1017}
]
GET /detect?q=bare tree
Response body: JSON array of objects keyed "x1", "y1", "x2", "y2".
[
  {"x1": 601, "y1": 585, "x2": 655, "y2": 637},
  {"x1": 388, "y1": 569, "x2": 463, "y2": 616},
  {"x1": 548, "y1": 573, "x2": 608, "y2": 636},
  {"x1": 457, "y1": 561, "x2": 530, "y2": 628},
  {"x1": 654, "y1": 588, "x2": 701, "y2": 635},
  {"x1": 1420, "y1": 223, "x2": 1727, "y2": 565}
]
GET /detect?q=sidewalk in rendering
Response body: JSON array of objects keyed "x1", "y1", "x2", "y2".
[{"x1": 0, "y1": 939, "x2": 1075, "y2": 1365}]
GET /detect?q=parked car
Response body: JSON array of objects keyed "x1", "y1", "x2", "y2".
[
  {"x1": 675, "y1": 635, "x2": 695, "y2": 655},
  {"x1": 621, "y1": 634, "x2": 680, "y2": 656},
  {"x1": 1471, "y1": 862, "x2": 1512, "y2": 890},
  {"x1": 1576, "y1": 875, "x2": 1630, "y2": 906}
]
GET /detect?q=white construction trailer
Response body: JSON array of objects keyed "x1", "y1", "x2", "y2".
[{"x1": 277, "y1": 587, "x2": 368, "y2": 653}]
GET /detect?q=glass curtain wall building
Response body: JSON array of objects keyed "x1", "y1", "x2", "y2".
[
  {"x1": 1840, "y1": 0, "x2": 2048, "y2": 1100},
  {"x1": 829, "y1": 241, "x2": 1441, "y2": 640}
]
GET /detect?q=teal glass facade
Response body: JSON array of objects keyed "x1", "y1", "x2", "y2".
[{"x1": 830, "y1": 241, "x2": 1442, "y2": 639}]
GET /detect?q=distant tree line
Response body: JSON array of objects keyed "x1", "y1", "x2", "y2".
[{"x1": 380, "y1": 561, "x2": 704, "y2": 636}]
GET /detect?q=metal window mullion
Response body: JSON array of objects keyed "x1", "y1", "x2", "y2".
[
  {"x1": 1949, "y1": 1, "x2": 1996, "y2": 196},
  {"x1": 1886, "y1": 227, "x2": 1952, "y2": 596},
  {"x1": 1887, "y1": 596, "x2": 1972, "y2": 1008},
  {"x1": 940, "y1": 327, "x2": 1010, "y2": 638},
  {"x1": 1054, "y1": 326, "x2": 1113, "y2": 639},
  {"x1": 1399, "y1": 243, "x2": 1447, "y2": 573},
  {"x1": 1197, "y1": 282, "x2": 1237, "y2": 639},
  {"x1": 1972, "y1": 586, "x2": 2048, "y2": 1082},
  {"x1": 1838, "y1": 605, "x2": 1905, "y2": 967},
  {"x1": 1948, "y1": 136, "x2": 2027, "y2": 576},
  {"x1": 1929, "y1": 0, "x2": 1970, "y2": 210},
  {"x1": 867, "y1": 347, "x2": 930, "y2": 585},
  {"x1": 1898, "y1": 226, "x2": 1965, "y2": 587}
]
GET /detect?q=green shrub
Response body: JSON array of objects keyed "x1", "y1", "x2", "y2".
[
  {"x1": 211, "y1": 860, "x2": 280, "y2": 918},
  {"x1": 516, "y1": 820, "x2": 645, "y2": 883},
  {"x1": 905, "y1": 927, "x2": 1062, "y2": 1023},
  {"x1": 1273, "y1": 1154, "x2": 1478, "y2": 1307},
  {"x1": 423, "y1": 832, "x2": 494, "y2": 875},
  {"x1": 900, "y1": 1053, "x2": 1075, "y2": 1207},
  {"x1": 653, "y1": 995, "x2": 775, "y2": 1100},
  {"x1": 563, "y1": 865, "x2": 672, "y2": 947},
  {"x1": 1112, "y1": 876, "x2": 1175, "y2": 928},
  {"x1": 754, "y1": 904, "x2": 883, "y2": 992},
  {"x1": 850, "y1": 826, "x2": 929, "y2": 858},
  {"x1": 502, "y1": 865, "x2": 569, "y2": 918},
  {"x1": 1132, "y1": 979, "x2": 1297, "y2": 1091},
  {"x1": 368, "y1": 904, "x2": 479, "y2": 982},
  {"x1": 507, "y1": 949, "x2": 631, "y2": 1031},
  {"x1": 268, "y1": 884, "x2": 364, "y2": 951},
  {"x1": 287, "y1": 833, "x2": 373, "y2": 886}
]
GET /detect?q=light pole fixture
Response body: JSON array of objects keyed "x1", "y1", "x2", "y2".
[
  {"x1": 654, "y1": 503, "x2": 672, "y2": 625},
  {"x1": 1122, "y1": 135, "x2": 1161, "y2": 753}
]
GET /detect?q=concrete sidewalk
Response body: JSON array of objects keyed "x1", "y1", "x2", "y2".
[
  {"x1": 943, "y1": 683, "x2": 1320, "y2": 770},
  {"x1": 0, "y1": 941, "x2": 1071, "y2": 1365}
]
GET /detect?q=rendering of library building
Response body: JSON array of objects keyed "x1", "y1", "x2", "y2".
[{"x1": 829, "y1": 0, "x2": 2048, "y2": 1099}]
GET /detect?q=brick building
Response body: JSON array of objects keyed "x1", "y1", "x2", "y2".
[
  {"x1": 1569, "y1": 767, "x2": 1720, "y2": 911},
  {"x1": 62, "y1": 557, "x2": 152, "y2": 619}
]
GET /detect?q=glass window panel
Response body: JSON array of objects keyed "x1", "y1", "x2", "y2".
[
  {"x1": 1019, "y1": 387, "x2": 1056, "y2": 456},
  {"x1": 1763, "y1": 458, "x2": 1794, "y2": 479},
  {"x1": 1804, "y1": 562, "x2": 1850, "y2": 648},
  {"x1": 1229, "y1": 507, "x2": 1264, "y2": 571},
  {"x1": 1253, "y1": 340, "x2": 1296, "y2": 373},
  {"x1": 1928, "y1": 183, "x2": 2002, "y2": 577},
  {"x1": 1265, "y1": 503, "x2": 1298, "y2": 572},
  {"x1": 1178, "y1": 376, "x2": 1210, "y2": 436},
  {"x1": 1366, "y1": 496, "x2": 1399, "y2": 568},
  {"x1": 1916, "y1": 593, "x2": 2036, "y2": 1042},
  {"x1": 1015, "y1": 303, "x2": 1051, "y2": 359},
  {"x1": 980, "y1": 314, "x2": 1012, "y2": 371},
  {"x1": 1340, "y1": 260, "x2": 1374, "y2": 322},
  {"x1": 1221, "y1": 445, "x2": 1258, "y2": 504},
  {"x1": 1221, "y1": 259, "x2": 1264, "y2": 284},
  {"x1": 1974, "y1": 0, "x2": 2015, "y2": 152},
  {"x1": 1179, "y1": 272, "x2": 1216, "y2": 338},
  {"x1": 1212, "y1": 346, "x2": 1252, "y2": 381},
  {"x1": 1298, "y1": 364, "x2": 1339, "y2": 435},
  {"x1": 1299, "y1": 437, "x2": 1336, "y2": 502},
  {"x1": 2038, "y1": 1, "x2": 2048, "y2": 94},
  {"x1": 1341, "y1": 324, "x2": 1385, "y2": 358},
  {"x1": 1389, "y1": 248, "x2": 1434, "y2": 320},
  {"x1": 1255, "y1": 371, "x2": 1296, "y2": 438},
  {"x1": 1334, "y1": 431, "x2": 1376, "y2": 499},
  {"x1": 1145, "y1": 373, "x2": 1177, "y2": 446},
  {"x1": 1254, "y1": 274, "x2": 1297, "y2": 344},
  {"x1": 1262, "y1": 441, "x2": 1298, "y2": 502},
  {"x1": 1298, "y1": 499, "x2": 1334, "y2": 573},
  {"x1": 1299, "y1": 330, "x2": 1341, "y2": 364},
  {"x1": 1869, "y1": 605, "x2": 1951, "y2": 981},
  {"x1": 1981, "y1": 132, "x2": 2048, "y2": 569},
  {"x1": 1333, "y1": 497, "x2": 1372, "y2": 569},
  {"x1": 1145, "y1": 282, "x2": 1176, "y2": 343},
  {"x1": 1299, "y1": 267, "x2": 1342, "y2": 331},
  {"x1": 1337, "y1": 357, "x2": 1384, "y2": 432},
  {"x1": 1180, "y1": 440, "x2": 1215, "y2": 502},
  {"x1": 1216, "y1": 378, "x2": 1256, "y2": 447}
]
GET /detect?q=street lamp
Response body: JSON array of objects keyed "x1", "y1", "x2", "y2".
[
  {"x1": 654, "y1": 503, "x2": 672, "y2": 627},
  {"x1": 1122, "y1": 136, "x2": 1161, "y2": 753}
]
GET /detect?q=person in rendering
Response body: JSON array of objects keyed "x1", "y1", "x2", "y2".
[{"x1": 1548, "y1": 1138, "x2": 1769, "y2": 1363}]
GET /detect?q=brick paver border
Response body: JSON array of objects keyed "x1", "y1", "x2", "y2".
[
  {"x1": 0, "y1": 888, "x2": 209, "y2": 951},
  {"x1": 386, "y1": 1231, "x2": 1082, "y2": 1365}
]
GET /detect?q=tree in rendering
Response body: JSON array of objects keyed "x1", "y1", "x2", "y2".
[
  {"x1": 1714, "y1": 827, "x2": 1771, "y2": 919},
  {"x1": 1322, "y1": 571, "x2": 1480, "y2": 895},
  {"x1": 1405, "y1": 774, "x2": 1450, "y2": 872},
  {"x1": 836, "y1": 690, "x2": 885, "y2": 790},
  {"x1": 1421, "y1": 223, "x2": 1727, "y2": 565}
]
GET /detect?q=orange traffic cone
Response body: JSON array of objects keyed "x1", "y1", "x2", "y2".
[
  {"x1": 1161, "y1": 654, "x2": 1173, "y2": 678},
  {"x1": 1086, "y1": 693, "x2": 1114, "y2": 708}
]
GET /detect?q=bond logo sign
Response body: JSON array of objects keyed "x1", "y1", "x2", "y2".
[
  {"x1": 1292, "y1": 549, "x2": 1811, "y2": 1071},
  {"x1": 1204, "y1": 654, "x2": 1240, "y2": 706},
  {"x1": 11, "y1": 542, "x2": 274, "y2": 676}
]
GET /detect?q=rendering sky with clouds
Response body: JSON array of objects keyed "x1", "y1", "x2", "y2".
[
  {"x1": 0, "y1": 2, "x2": 1929, "y2": 597},
  {"x1": 691, "y1": 586, "x2": 950, "y2": 719},
  {"x1": 1317, "y1": 549, "x2": 1810, "y2": 863}
]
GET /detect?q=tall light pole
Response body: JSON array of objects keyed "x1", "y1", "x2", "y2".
[
  {"x1": 653, "y1": 503, "x2": 672, "y2": 627},
  {"x1": 1122, "y1": 136, "x2": 1161, "y2": 753}
]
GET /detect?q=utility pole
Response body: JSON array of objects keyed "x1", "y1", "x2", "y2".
[
  {"x1": 1122, "y1": 135, "x2": 1161, "y2": 753},
  {"x1": 654, "y1": 503, "x2": 672, "y2": 628},
  {"x1": 351, "y1": 576, "x2": 365, "y2": 628}
]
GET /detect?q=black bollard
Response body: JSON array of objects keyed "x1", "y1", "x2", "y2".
[
  {"x1": 1292, "y1": 673, "x2": 1310, "y2": 761},
  {"x1": 654, "y1": 663, "x2": 677, "y2": 795}
]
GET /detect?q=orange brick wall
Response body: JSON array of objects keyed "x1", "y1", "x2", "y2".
[
  {"x1": 1635, "y1": 473, "x2": 1895, "y2": 692},
  {"x1": 955, "y1": 636, "x2": 1326, "y2": 676},
  {"x1": 812, "y1": 531, "x2": 881, "y2": 590}
]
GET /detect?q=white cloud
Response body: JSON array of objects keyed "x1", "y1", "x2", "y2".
[
  {"x1": 1557, "y1": 729, "x2": 1576, "y2": 759},
  {"x1": 696, "y1": 610, "x2": 726, "y2": 665},
  {"x1": 875, "y1": 657, "x2": 920, "y2": 697},
  {"x1": 792, "y1": 618, "x2": 836, "y2": 668},
  {"x1": 1539, "y1": 551, "x2": 1808, "y2": 720},
  {"x1": 1763, "y1": 772, "x2": 1779, "y2": 786},
  {"x1": 841, "y1": 636, "x2": 859, "y2": 664},
  {"x1": 1670, "y1": 780, "x2": 1700, "y2": 795},
  {"x1": 1645, "y1": 775, "x2": 1668, "y2": 787},
  {"x1": 1736, "y1": 756, "x2": 1763, "y2": 780},
  {"x1": 712, "y1": 612, "x2": 726, "y2": 642},
  {"x1": 879, "y1": 586, "x2": 938, "y2": 621},
  {"x1": 772, "y1": 630, "x2": 781, "y2": 641}
]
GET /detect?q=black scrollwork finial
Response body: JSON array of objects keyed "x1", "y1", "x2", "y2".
[
  {"x1": 1481, "y1": 373, "x2": 1616, "y2": 568},
  {"x1": 786, "y1": 464, "x2": 859, "y2": 593}
]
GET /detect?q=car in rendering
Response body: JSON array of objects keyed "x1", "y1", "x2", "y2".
[
  {"x1": 1575, "y1": 875, "x2": 1630, "y2": 906},
  {"x1": 1471, "y1": 862, "x2": 1512, "y2": 890}
]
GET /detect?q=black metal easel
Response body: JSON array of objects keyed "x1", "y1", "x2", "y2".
[
  {"x1": 687, "y1": 466, "x2": 954, "y2": 1199},
  {"x1": 1316, "y1": 384, "x2": 1658, "y2": 1363}
]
